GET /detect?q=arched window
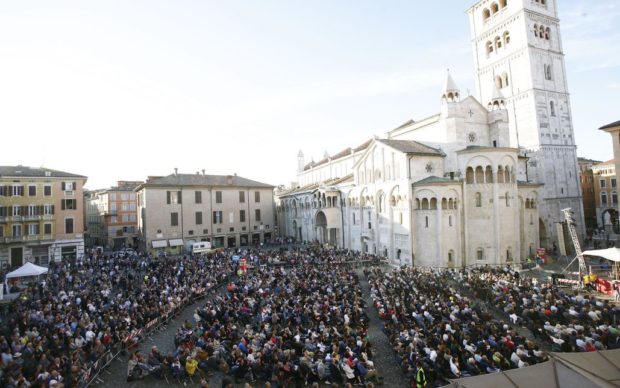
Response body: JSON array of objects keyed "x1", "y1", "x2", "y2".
[
  {"x1": 421, "y1": 198, "x2": 429, "y2": 210},
  {"x1": 483, "y1": 8, "x2": 491, "y2": 21},
  {"x1": 449, "y1": 198, "x2": 454, "y2": 209},
  {"x1": 486, "y1": 41, "x2": 494, "y2": 55},
  {"x1": 475, "y1": 166, "x2": 484, "y2": 183},
  {"x1": 491, "y1": 2, "x2": 499, "y2": 14},
  {"x1": 378, "y1": 193, "x2": 384, "y2": 213},
  {"x1": 485, "y1": 166, "x2": 494, "y2": 183},
  {"x1": 425, "y1": 216, "x2": 429, "y2": 228},
  {"x1": 550, "y1": 101, "x2": 555, "y2": 116},
  {"x1": 525, "y1": 199, "x2": 530, "y2": 209},
  {"x1": 545, "y1": 27, "x2": 550, "y2": 40},
  {"x1": 534, "y1": 24, "x2": 538, "y2": 38},
  {"x1": 505, "y1": 166, "x2": 512, "y2": 182},
  {"x1": 545, "y1": 64, "x2": 552, "y2": 80},
  {"x1": 430, "y1": 198, "x2": 438, "y2": 210},
  {"x1": 475, "y1": 192, "x2": 482, "y2": 207},
  {"x1": 500, "y1": 0, "x2": 507, "y2": 8},
  {"x1": 466, "y1": 167, "x2": 474, "y2": 184},
  {"x1": 503, "y1": 31, "x2": 511, "y2": 46},
  {"x1": 495, "y1": 36, "x2": 502, "y2": 50},
  {"x1": 502, "y1": 72, "x2": 509, "y2": 87},
  {"x1": 539, "y1": 25, "x2": 545, "y2": 39},
  {"x1": 442, "y1": 198, "x2": 448, "y2": 210},
  {"x1": 352, "y1": 212, "x2": 356, "y2": 225},
  {"x1": 505, "y1": 192, "x2": 510, "y2": 207},
  {"x1": 449, "y1": 215, "x2": 452, "y2": 227},
  {"x1": 497, "y1": 166, "x2": 505, "y2": 183},
  {"x1": 415, "y1": 199, "x2": 420, "y2": 209},
  {"x1": 495, "y1": 75, "x2": 503, "y2": 89}
]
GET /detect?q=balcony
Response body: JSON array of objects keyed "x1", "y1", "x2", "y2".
[
  {"x1": 0, "y1": 216, "x2": 7, "y2": 223},
  {"x1": 23, "y1": 215, "x2": 42, "y2": 221},
  {"x1": 361, "y1": 229, "x2": 375, "y2": 239},
  {"x1": 4, "y1": 236, "x2": 26, "y2": 243}
]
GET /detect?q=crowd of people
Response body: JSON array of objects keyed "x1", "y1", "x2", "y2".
[
  {"x1": 136, "y1": 253, "x2": 381, "y2": 386},
  {"x1": 368, "y1": 267, "x2": 549, "y2": 386},
  {"x1": 461, "y1": 266, "x2": 620, "y2": 353},
  {"x1": 0, "y1": 250, "x2": 235, "y2": 387}
]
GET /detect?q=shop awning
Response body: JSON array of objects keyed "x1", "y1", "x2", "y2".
[
  {"x1": 151, "y1": 240, "x2": 167, "y2": 248},
  {"x1": 169, "y1": 238, "x2": 184, "y2": 247}
]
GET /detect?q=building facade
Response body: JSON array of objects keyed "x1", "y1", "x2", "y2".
[
  {"x1": 85, "y1": 181, "x2": 141, "y2": 250},
  {"x1": 0, "y1": 166, "x2": 87, "y2": 269},
  {"x1": 591, "y1": 160, "x2": 618, "y2": 233},
  {"x1": 467, "y1": 0, "x2": 584, "y2": 245},
  {"x1": 137, "y1": 171, "x2": 275, "y2": 254},
  {"x1": 578, "y1": 158, "x2": 602, "y2": 233},
  {"x1": 277, "y1": 76, "x2": 541, "y2": 267}
]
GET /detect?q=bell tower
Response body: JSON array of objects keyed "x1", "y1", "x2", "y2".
[{"x1": 467, "y1": 0, "x2": 584, "y2": 245}]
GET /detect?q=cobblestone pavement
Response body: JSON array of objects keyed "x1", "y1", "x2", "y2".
[
  {"x1": 96, "y1": 268, "x2": 411, "y2": 388},
  {"x1": 357, "y1": 268, "x2": 410, "y2": 388}
]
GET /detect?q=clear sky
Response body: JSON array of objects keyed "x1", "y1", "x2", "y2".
[{"x1": 0, "y1": 0, "x2": 617, "y2": 189}]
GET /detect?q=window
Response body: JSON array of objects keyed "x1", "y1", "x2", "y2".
[
  {"x1": 352, "y1": 213, "x2": 356, "y2": 225},
  {"x1": 12, "y1": 206, "x2": 22, "y2": 216},
  {"x1": 196, "y1": 211, "x2": 203, "y2": 225},
  {"x1": 61, "y1": 199, "x2": 77, "y2": 210},
  {"x1": 239, "y1": 191, "x2": 245, "y2": 203},
  {"x1": 12, "y1": 185, "x2": 24, "y2": 196},
  {"x1": 477, "y1": 248, "x2": 484, "y2": 261},
  {"x1": 28, "y1": 224, "x2": 39, "y2": 236},
  {"x1": 28, "y1": 186, "x2": 36, "y2": 196},
  {"x1": 601, "y1": 179, "x2": 607, "y2": 188},
  {"x1": 61, "y1": 182, "x2": 75, "y2": 191},
  {"x1": 612, "y1": 178, "x2": 617, "y2": 188},
  {"x1": 550, "y1": 101, "x2": 555, "y2": 116},
  {"x1": 475, "y1": 192, "x2": 482, "y2": 207},
  {"x1": 44, "y1": 185, "x2": 51, "y2": 196},
  {"x1": 13, "y1": 224, "x2": 22, "y2": 237},
  {"x1": 0, "y1": 206, "x2": 6, "y2": 217},
  {"x1": 213, "y1": 211, "x2": 223, "y2": 224},
  {"x1": 545, "y1": 27, "x2": 550, "y2": 40},
  {"x1": 399, "y1": 212, "x2": 403, "y2": 225},
  {"x1": 255, "y1": 209, "x2": 261, "y2": 222},
  {"x1": 239, "y1": 210, "x2": 246, "y2": 223},
  {"x1": 195, "y1": 191, "x2": 202, "y2": 204},
  {"x1": 215, "y1": 191, "x2": 222, "y2": 204},
  {"x1": 44, "y1": 204, "x2": 54, "y2": 215},
  {"x1": 505, "y1": 192, "x2": 510, "y2": 207},
  {"x1": 166, "y1": 191, "x2": 182, "y2": 204},
  {"x1": 44, "y1": 223, "x2": 52, "y2": 235},
  {"x1": 111, "y1": 216, "x2": 117, "y2": 224},
  {"x1": 602, "y1": 193, "x2": 608, "y2": 205},
  {"x1": 0, "y1": 226, "x2": 3, "y2": 237},
  {"x1": 449, "y1": 215, "x2": 452, "y2": 227},
  {"x1": 121, "y1": 203, "x2": 129, "y2": 211},
  {"x1": 171, "y1": 212, "x2": 179, "y2": 226},
  {"x1": 425, "y1": 216, "x2": 429, "y2": 228},
  {"x1": 486, "y1": 41, "x2": 494, "y2": 55},
  {"x1": 65, "y1": 218, "x2": 74, "y2": 234},
  {"x1": 483, "y1": 8, "x2": 490, "y2": 21},
  {"x1": 254, "y1": 191, "x2": 260, "y2": 203},
  {"x1": 188, "y1": 230, "x2": 194, "y2": 235},
  {"x1": 613, "y1": 192, "x2": 618, "y2": 205},
  {"x1": 544, "y1": 64, "x2": 552, "y2": 80},
  {"x1": 203, "y1": 229, "x2": 208, "y2": 234}
]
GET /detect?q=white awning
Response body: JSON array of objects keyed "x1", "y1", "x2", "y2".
[
  {"x1": 583, "y1": 247, "x2": 620, "y2": 262},
  {"x1": 152, "y1": 240, "x2": 167, "y2": 248},
  {"x1": 169, "y1": 238, "x2": 184, "y2": 247}
]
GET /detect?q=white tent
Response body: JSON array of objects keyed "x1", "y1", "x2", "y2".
[
  {"x1": 5, "y1": 262, "x2": 48, "y2": 280},
  {"x1": 583, "y1": 247, "x2": 620, "y2": 263}
]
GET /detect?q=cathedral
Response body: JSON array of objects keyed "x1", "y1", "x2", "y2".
[{"x1": 276, "y1": 0, "x2": 583, "y2": 267}]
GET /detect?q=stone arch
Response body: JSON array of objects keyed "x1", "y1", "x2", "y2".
[
  {"x1": 475, "y1": 166, "x2": 484, "y2": 183},
  {"x1": 466, "y1": 167, "x2": 475, "y2": 184},
  {"x1": 485, "y1": 165, "x2": 494, "y2": 183},
  {"x1": 441, "y1": 198, "x2": 448, "y2": 210},
  {"x1": 491, "y1": 2, "x2": 499, "y2": 14},
  {"x1": 421, "y1": 198, "x2": 429, "y2": 210},
  {"x1": 497, "y1": 165, "x2": 505, "y2": 183},
  {"x1": 483, "y1": 8, "x2": 491, "y2": 21},
  {"x1": 430, "y1": 197, "x2": 438, "y2": 210}
]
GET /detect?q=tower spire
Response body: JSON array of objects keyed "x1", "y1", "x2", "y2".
[{"x1": 441, "y1": 69, "x2": 460, "y2": 102}]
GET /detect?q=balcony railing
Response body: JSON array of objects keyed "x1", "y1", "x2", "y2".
[
  {"x1": 0, "y1": 216, "x2": 7, "y2": 223},
  {"x1": 4, "y1": 236, "x2": 26, "y2": 243}
]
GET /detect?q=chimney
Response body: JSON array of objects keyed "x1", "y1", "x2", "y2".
[{"x1": 174, "y1": 168, "x2": 178, "y2": 176}]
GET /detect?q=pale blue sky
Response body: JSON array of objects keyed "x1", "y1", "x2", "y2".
[{"x1": 0, "y1": 0, "x2": 617, "y2": 189}]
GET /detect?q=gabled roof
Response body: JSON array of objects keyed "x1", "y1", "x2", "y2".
[
  {"x1": 0, "y1": 166, "x2": 86, "y2": 179},
  {"x1": 600, "y1": 120, "x2": 620, "y2": 130},
  {"x1": 413, "y1": 176, "x2": 457, "y2": 186},
  {"x1": 376, "y1": 139, "x2": 445, "y2": 156},
  {"x1": 139, "y1": 174, "x2": 273, "y2": 189}
]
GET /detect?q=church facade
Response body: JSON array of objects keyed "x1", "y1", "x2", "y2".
[{"x1": 277, "y1": 0, "x2": 581, "y2": 267}]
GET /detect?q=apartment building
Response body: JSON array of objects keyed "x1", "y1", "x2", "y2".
[
  {"x1": 0, "y1": 166, "x2": 87, "y2": 269},
  {"x1": 592, "y1": 160, "x2": 618, "y2": 232},
  {"x1": 85, "y1": 181, "x2": 141, "y2": 250},
  {"x1": 578, "y1": 158, "x2": 602, "y2": 232},
  {"x1": 136, "y1": 171, "x2": 274, "y2": 254}
]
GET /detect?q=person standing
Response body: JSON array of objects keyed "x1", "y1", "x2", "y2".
[
  {"x1": 415, "y1": 360, "x2": 427, "y2": 388},
  {"x1": 614, "y1": 282, "x2": 620, "y2": 302}
]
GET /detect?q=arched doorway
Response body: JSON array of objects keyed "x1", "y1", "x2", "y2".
[
  {"x1": 315, "y1": 211, "x2": 327, "y2": 244},
  {"x1": 602, "y1": 209, "x2": 619, "y2": 233},
  {"x1": 539, "y1": 218, "x2": 548, "y2": 249}
]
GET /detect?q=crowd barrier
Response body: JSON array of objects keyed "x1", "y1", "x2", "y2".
[{"x1": 79, "y1": 276, "x2": 230, "y2": 388}]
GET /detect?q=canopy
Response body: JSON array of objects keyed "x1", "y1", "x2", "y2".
[
  {"x1": 5, "y1": 262, "x2": 48, "y2": 280},
  {"x1": 445, "y1": 349, "x2": 620, "y2": 388},
  {"x1": 583, "y1": 247, "x2": 620, "y2": 263}
]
